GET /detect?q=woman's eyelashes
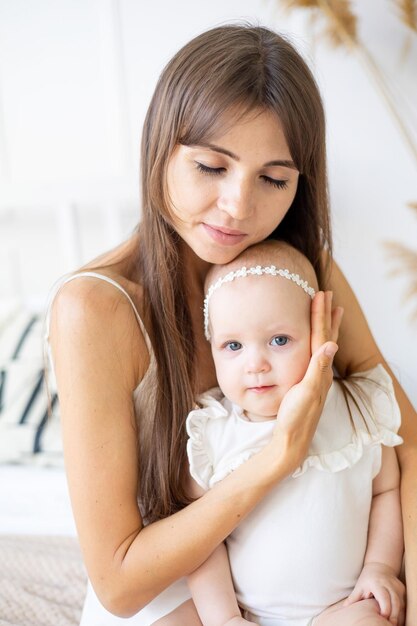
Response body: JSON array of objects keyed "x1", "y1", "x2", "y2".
[
  {"x1": 194, "y1": 162, "x2": 289, "y2": 190},
  {"x1": 195, "y1": 162, "x2": 224, "y2": 176},
  {"x1": 262, "y1": 176, "x2": 288, "y2": 190}
]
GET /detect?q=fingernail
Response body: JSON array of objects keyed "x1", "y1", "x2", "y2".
[{"x1": 324, "y1": 343, "x2": 338, "y2": 358}]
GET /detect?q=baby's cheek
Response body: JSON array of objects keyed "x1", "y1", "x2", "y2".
[
  {"x1": 214, "y1": 363, "x2": 238, "y2": 399},
  {"x1": 287, "y1": 349, "x2": 310, "y2": 384}
]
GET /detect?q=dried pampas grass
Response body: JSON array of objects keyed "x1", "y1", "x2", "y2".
[
  {"x1": 385, "y1": 203, "x2": 417, "y2": 320},
  {"x1": 280, "y1": 0, "x2": 417, "y2": 318},
  {"x1": 281, "y1": 0, "x2": 417, "y2": 163},
  {"x1": 283, "y1": 0, "x2": 357, "y2": 47},
  {"x1": 394, "y1": 0, "x2": 417, "y2": 32},
  {"x1": 385, "y1": 242, "x2": 417, "y2": 319}
]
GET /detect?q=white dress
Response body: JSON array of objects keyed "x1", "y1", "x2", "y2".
[{"x1": 186, "y1": 365, "x2": 403, "y2": 626}]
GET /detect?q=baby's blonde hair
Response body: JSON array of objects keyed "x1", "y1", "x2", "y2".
[{"x1": 205, "y1": 240, "x2": 319, "y2": 296}]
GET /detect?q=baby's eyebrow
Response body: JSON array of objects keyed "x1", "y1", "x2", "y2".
[{"x1": 188, "y1": 142, "x2": 297, "y2": 170}]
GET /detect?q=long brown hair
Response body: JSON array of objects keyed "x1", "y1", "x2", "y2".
[{"x1": 137, "y1": 24, "x2": 332, "y2": 522}]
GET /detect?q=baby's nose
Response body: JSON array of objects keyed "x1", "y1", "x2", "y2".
[{"x1": 245, "y1": 352, "x2": 271, "y2": 374}]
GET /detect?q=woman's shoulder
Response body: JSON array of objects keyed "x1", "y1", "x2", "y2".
[
  {"x1": 50, "y1": 276, "x2": 148, "y2": 389},
  {"x1": 51, "y1": 271, "x2": 140, "y2": 325},
  {"x1": 57, "y1": 265, "x2": 143, "y2": 314},
  {"x1": 52, "y1": 233, "x2": 145, "y2": 328},
  {"x1": 49, "y1": 239, "x2": 150, "y2": 389}
]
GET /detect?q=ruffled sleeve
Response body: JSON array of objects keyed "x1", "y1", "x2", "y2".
[
  {"x1": 186, "y1": 388, "x2": 228, "y2": 490},
  {"x1": 293, "y1": 364, "x2": 403, "y2": 478}
]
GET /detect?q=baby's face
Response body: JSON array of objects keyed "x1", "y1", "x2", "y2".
[{"x1": 208, "y1": 275, "x2": 312, "y2": 421}]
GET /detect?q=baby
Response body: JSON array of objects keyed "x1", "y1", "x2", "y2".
[{"x1": 158, "y1": 240, "x2": 405, "y2": 626}]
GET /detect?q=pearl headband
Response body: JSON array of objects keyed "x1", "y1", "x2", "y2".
[{"x1": 203, "y1": 264, "x2": 316, "y2": 340}]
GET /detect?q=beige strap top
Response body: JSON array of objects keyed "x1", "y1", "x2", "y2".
[{"x1": 44, "y1": 271, "x2": 156, "y2": 404}]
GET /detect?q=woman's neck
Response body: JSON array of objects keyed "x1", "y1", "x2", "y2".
[{"x1": 180, "y1": 241, "x2": 212, "y2": 296}]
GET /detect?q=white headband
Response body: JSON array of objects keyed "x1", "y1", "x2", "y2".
[{"x1": 203, "y1": 264, "x2": 316, "y2": 340}]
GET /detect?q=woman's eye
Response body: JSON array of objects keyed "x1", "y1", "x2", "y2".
[
  {"x1": 225, "y1": 341, "x2": 242, "y2": 352},
  {"x1": 195, "y1": 162, "x2": 224, "y2": 176},
  {"x1": 261, "y1": 176, "x2": 288, "y2": 190},
  {"x1": 271, "y1": 336, "x2": 289, "y2": 347}
]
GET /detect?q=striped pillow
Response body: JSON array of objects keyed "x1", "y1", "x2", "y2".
[{"x1": 0, "y1": 302, "x2": 63, "y2": 466}]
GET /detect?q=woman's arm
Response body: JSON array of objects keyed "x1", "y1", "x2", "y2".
[
  {"x1": 327, "y1": 259, "x2": 417, "y2": 623},
  {"x1": 50, "y1": 282, "x2": 339, "y2": 618}
]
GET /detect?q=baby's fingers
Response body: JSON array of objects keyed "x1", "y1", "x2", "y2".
[
  {"x1": 388, "y1": 586, "x2": 406, "y2": 626},
  {"x1": 343, "y1": 586, "x2": 366, "y2": 607},
  {"x1": 388, "y1": 592, "x2": 401, "y2": 625},
  {"x1": 374, "y1": 587, "x2": 392, "y2": 621}
]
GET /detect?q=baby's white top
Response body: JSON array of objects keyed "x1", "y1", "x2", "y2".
[{"x1": 187, "y1": 365, "x2": 402, "y2": 622}]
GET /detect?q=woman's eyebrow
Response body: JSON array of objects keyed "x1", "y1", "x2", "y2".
[{"x1": 189, "y1": 142, "x2": 297, "y2": 170}]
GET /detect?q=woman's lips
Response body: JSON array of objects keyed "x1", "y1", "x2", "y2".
[{"x1": 202, "y1": 223, "x2": 247, "y2": 246}]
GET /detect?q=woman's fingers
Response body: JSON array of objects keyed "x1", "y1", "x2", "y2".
[
  {"x1": 276, "y1": 340, "x2": 338, "y2": 435},
  {"x1": 302, "y1": 341, "x2": 338, "y2": 404},
  {"x1": 311, "y1": 291, "x2": 326, "y2": 353},
  {"x1": 324, "y1": 289, "x2": 332, "y2": 327},
  {"x1": 271, "y1": 295, "x2": 340, "y2": 474},
  {"x1": 311, "y1": 291, "x2": 344, "y2": 353},
  {"x1": 331, "y1": 305, "x2": 344, "y2": 343}
]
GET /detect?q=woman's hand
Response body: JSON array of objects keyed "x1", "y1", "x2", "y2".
[
  {"x1": 224, "y1": 618, "x2": 259, "y2": 626},
  {"x1": 268, "y1": 291, "x2": 343, "y2": 476}
]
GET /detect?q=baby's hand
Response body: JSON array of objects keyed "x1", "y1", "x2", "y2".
[
  {"x1": 343, "y1": 562, "x2": 406, "y2": 625},
  {"x1": 223, "y1": 617, "x2": 259, "y2": 626}
]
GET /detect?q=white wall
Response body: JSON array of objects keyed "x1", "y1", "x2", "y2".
[{"x1": 0, "y1": 0, "x2": 416, "y2": 406}]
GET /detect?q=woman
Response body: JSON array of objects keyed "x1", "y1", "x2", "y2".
[{"x1": 48, "y1": 24, "x2": 416, "y2": 625}]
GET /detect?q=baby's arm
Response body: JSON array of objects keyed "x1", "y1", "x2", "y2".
[
  {"x1": 186, "y1": 477, "x2": 258, "y2": 626},
  {"x1": 344, "y1": 446, "x2": 405, "y2": 623},
  {"x1": 188, "y1": 542, "x2": 256, "y2": 626},
  {"x1": 365, "y1": 445, "x2": 404, "y2": 575}
]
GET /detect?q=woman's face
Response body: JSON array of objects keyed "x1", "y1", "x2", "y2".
[{"x1": 166, "y1": 109, "x2": 300, "y2": 265}]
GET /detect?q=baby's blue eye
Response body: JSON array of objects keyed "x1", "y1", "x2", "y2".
[
  {"x1": 271, "y1": 336, "x2": 288, "y2": 347},
  {"x1": 225, "y1": 341, "x2": 242, "y2": 351}
]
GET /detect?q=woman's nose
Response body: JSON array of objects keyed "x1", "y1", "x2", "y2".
[{"x1": 217, "y1": 176, "x2": 254, "y2": 220}]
